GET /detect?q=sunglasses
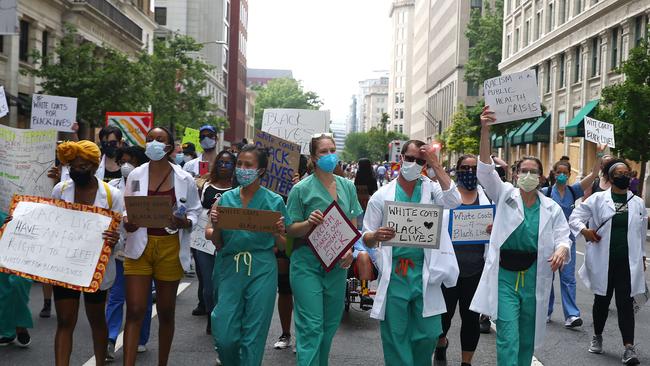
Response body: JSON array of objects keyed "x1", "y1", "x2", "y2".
[
  {"x1": 217, "y1": 161, "x2": 234, "y2": 168},
  {"x1": 458, "y1": 165, "x2": 477, "y2": 172},
  {"x1": 102, "y1": 141, "x2": 119, "y2": 148},
  {"x1": 403, "y1": 155, "x2": 426, "y2": 166}
]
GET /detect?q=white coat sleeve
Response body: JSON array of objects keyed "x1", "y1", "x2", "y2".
[
  {"x1": 184, "y1": 176, "x2": 202, "y2": 226},
  {"x1": 568, "y1": 197, "x2": 594, "y2": 238},
  {"x1": 430, "y1": 180, "x2": 461, "y2": 209},
  {"x1": 551, "y1": 206, "x2": 572, "y2": 263},
  {"x1": 362, "y1": 191, "x2": 384, "y2": 241},
  {"x1": 477, "y1": 158, "x2": 507, "y2": 205}
]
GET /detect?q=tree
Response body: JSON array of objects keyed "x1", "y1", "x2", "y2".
[
  {"x1": 445, "y1": 104, "x2": 480, "y2": 155},
  {"x1": 596, "y1": 31, "x2": 650, "y2": 194},
  {"x1": 252, "y1": 78, "x2": 323, "y2": 129},
  {"x1": 379, "y1": 112, "x2": 390, "y2": 133},
  {"x1": 341, "y1": 128, "x2": 408, "y2": 162},
  {"x1": 464, "y1": 0, "x2": 504, "y2": 87}
]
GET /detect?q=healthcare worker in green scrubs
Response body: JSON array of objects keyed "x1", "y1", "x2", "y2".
[
  {"x1": 471, "y1": 106, "x2": 571, "y2": 366},
  {"x1": 206, "y1": 144, "x2": 290, "y2": 366},
  {"x1": 0, "y1": 273, "x2": 32, "y2": 347},
  {"x1": 286, "y1": 134, "x2": 363, "y2": 366},
  {"x1": 362, "y1": 140, "x2": 461, "y2": 365}
]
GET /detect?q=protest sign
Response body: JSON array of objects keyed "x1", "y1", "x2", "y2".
[
  {"x1": 216, "y1": 207, "x2": 281, "y2": 233},
  {"x1": 190, "y1": 209, "x2": 216, "y2": 255},
  {"x1": 106, "y1": 112, "x2": 153, "y2": 147},
  {"x1": 182, "y1": 127, "x2": 204, "y2": 153},
  {"x1": 382, "y1": 201, "x2": 443, "y2": 249},
  {"x1": 124, "y1": 196, "x2": 173, "y2": 228},
  {"x1": 448, "y1": 205, "x2": 495, "y2": 245},
  {"x1": 261, "y1": 109, "x2": 330, "y2": 154},
  {"x1": 356, "y1": 185, "x2": 370, "y2": 211},
  {"x1": 484, "y1": 70, "x2": 541, "y2": 124},
  {"x1": 254, "y1": 129, "x2": 301, "y2": 196},
  {"x1": 584, "y1": 116, "x2": 616, "y2": 148},
  {"x1": 307, "y1": 201, "x2": 361, "y2": 272},
  {"x1": 0, "y1": 0, "x2": 18, "y2": 35},
  {"x1": 0, "y1": 86, "x2": 8, "y2": 118},
  {"x1": 0, "y1": 125, "x2": 56, "y2": 213},
  {"x1": 0, "y1": 195, "x2": 121, "y2": 292},
  {"x1": 30, "y1": 94, "x2": 77, "y2": 132}
]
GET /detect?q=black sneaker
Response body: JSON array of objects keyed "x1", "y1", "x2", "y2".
[
  {"x1": 434, "y1": 339, "x2": 448, "y2": 361},
  {"x1": 16, "y1": 332, "x2": 30, "y2": 348},
  {"x1": 360, "y1": 296, "x2": 374, "y2": 311},
  {"x1": 39, "y1": 301, "x2": 51, "y2": 318},
  {"x1": 479, "y1": 315, "x2": 491, "y2": 334},
  {"x1": 192, "y1": 305, "x2": 207, "y2": 316},
  {"x1": 622, "y1": 345, "x2": 640, "y2": 365},
  {"x1": 0, "y1": 336, "x2": 15, "y2": 346}
]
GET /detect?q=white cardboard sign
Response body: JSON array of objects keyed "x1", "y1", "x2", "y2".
[
  {"x1": 484, "y1": 70, "x2": 542, "y2": 124},
  {"x1": 448, "y1": 205, "x2": 495, "y2": 245},
  {"x1": 190, "y1": 209, "x2": 216, "y2": 255},
  {"x1": 0, "y1": 86, "x2": 8, "y2": 118},
  {"x1": 261, "y1": 109, "x2": 330, "y2": 154},
  {"x1": 382, "y1": 201, "x2": 443, "y2": 249},
  {"x1": 307, "y1": 201, "x2": 360, "y2": 272},
  {"x1": 584, "y1": 116, "x2": 615, "y2": 148},
  {"x1": 30, "y1": 94, "x2": 78, "y2": 132}
]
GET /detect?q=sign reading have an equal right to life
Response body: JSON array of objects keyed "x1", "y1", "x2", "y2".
[
  {"x1": 584, "y1": 116, "x2": 616, "y2": 148},
  {"x1": 307, "y1": 201, "x2": 361, "y2": 272},
  {"x1": 382, "y1": 201, "x2": 443, "y2": 249},
  {"x1": 449, "y1": 205, "x2": 495, "y2": 245},
  {"x1": 30, "y1": 94, "x2": 78, "y2": 132},
  {"x1": 484, "y1": 70, "x2": 542, "y2": 124},
  {"x1": 261, "y1": 109, "x2": 330, "y2": 154},
  {"x1": 254, "y1": 129, "x2": 301, "y2": 196}
]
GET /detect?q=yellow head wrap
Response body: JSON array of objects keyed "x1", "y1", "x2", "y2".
[{"x1": 57, "y1": 140, "x2": 102, "y2": 166}]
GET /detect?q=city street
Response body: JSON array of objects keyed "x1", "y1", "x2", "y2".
[{"x1": 2, "y1": 236, "x2": 650, "y2": 366}]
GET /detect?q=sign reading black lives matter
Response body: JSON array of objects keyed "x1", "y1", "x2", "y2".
[
  {"x1": 382, "y1": 201, "x2": 443, "y2": 249},
  {"x1": 484, "y1": 69, "x2": 541, "y2": 124},
  {"x1": 30, "y1": 94, "x2": 78, "y2": 132}
]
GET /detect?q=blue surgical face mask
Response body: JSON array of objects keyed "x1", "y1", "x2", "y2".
[
  {"x1": 145, "y1": 140, "x2": 168, "y2": 161},
  {"x1": 556, "y1": 173, "x2": 568, "y2": 185},
  {"x1": 175, "y1": 153, "x2": 185, "y2": 165},
  {"x1": 235, "y1": 168, "x2": 259, "y2": 187},
  {"x1": 316, "y1": 153, "x2": 339, "y2": 173}
]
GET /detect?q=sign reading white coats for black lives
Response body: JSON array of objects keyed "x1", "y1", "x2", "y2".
[
  {"x1": 30, "y1": 94, "x2": 77, "y2": 132},
  {"x1": 261, "y1": 109, "x2": 330, "y2": 154},
  {"x1": 254, "y1": 129, "x2": 301, "y2": 196},
  {"x1": 449, "y1": 205, "x2": 495, "y2": 245},
  {"x1": 382, "y1": 201, "x2": 443, "y2": 249},
  {"x1": 484, "y1": 70, "x2": 541, "y2": 124},
  {"x1": 584, "y1": 116, "x2": 616, "y2": 148}
]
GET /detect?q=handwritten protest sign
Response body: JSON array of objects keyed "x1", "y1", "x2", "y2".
[
  {"x1": 584, "y1": 117, "x2": 615, "y2": 148},
  {"x1": 262, "y1": 109, "x2": 330, "y2": 154},
  {"x1": 216, "y1": 207, "x2": 281, "y2": 233},
  {"x1": 0, "y1": 86, "x2": 8, "y2": 118},
  {"x1": 182, "y1": 127, "x2": 204, "y2": 153},
  {"x1": 307, "y1": 201, "x2": 361, "y2": 272},
  {"x1": 448, "y1": 205, "x2": 495, "y2": 245},
  {"x1": 124, "y1": 196, "x2": 173, "y2": 228},
  {"x1": 382, "y1": 201, "x2": 443, "y2": 249},
  {"x1": 30, "y1": 94, "x2": 77, "y2": 132},
  {"x1": 484, "y1": 70, "x2": 541, "y2": 124},
  {"x1": 254, "y1": 129, "x2": 300, "y2": 196},
  {"x1": 106, "y1": 112, "x2": 153, "y2": 147},
  {"x1": 190, "y1": 209, "x2": 216, "y2": 255},
  {"x1": 0, "y1": 195, "x2": 121, "y2": 292},
  {"x1": 0, "y1": 125, "x2": 56, "y2": 213}
]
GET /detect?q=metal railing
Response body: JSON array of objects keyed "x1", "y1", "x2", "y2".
[{"x1": 70, "y1": 0, "x2": 143, "y2": 41}]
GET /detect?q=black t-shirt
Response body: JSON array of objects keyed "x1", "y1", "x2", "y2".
[
  {"x1": 453, "y1": 196, "x2": 486, "y2": 278},
  {"x1": 201, "y1": 183, "x2": 234, "y2": 209},
  {"x1": 103, "y1": 168, "x2": 122, "y2": 183}
]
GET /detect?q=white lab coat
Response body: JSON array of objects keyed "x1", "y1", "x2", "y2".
[
  {"x1": 108, "y1": 177, "x2": 127, "y2": 259},
  {"x1": 470, "y1": 159, "x2": 572, "y2": 349},
  {"x1": 51, "y1": 177, "x2": 124, "y2": 290},
  {"x1": 183, "y1": 154, "x2": 205, "y2": 177},
  {"x1": 568, "y1": 189, "x2": 647, "y2": 297},
  {"x1": 363, "y1": 176, "x2": 462, "y2": 321},
  {"x1": 123, "y1": 162, "x2": 202, "y2": 271}
]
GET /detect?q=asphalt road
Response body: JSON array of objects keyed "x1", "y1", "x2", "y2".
[{"x1": 2, "y1": 237, "x2": 650, "y2": 365}]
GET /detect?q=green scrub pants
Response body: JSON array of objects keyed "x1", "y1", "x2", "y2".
[
  {"x1": 380, "y1": 257, "x2": 441, "y2": 366},
  {"x1": 496, "y1": 263, "x2": 537, "y2": 366},
  {"x1": 0, "y1": 273, "x2": 32, "y2": 338},
  {"x1": 290, "y1": 246, "x2": 346, "y2": 366},
  {"x1": 212, "y1": 250, "x2": 277, "y2": 366}
]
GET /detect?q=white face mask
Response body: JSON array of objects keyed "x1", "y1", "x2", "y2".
[
  {"x1": 401, "y1": 161, "x2": 424, "y2": 182},
  {"x1": 517, "y1": 172, "x2": 540, "y2": 192},
  {"x1": 120, "y1": 163, "x2": 135, "y2": 178}
]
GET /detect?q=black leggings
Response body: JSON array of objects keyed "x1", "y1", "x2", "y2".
[
  {"x1": 440, "y1": 272, "x2": 482, "y2": 352},
  {"x1": 592, "y1": 258, "x2": 635, "y2": 345}
]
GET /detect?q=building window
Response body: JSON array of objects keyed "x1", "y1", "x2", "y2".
[
  {"x1": 545, "y1": 60, "x2": 552, "y2": 93},
  {"x1": 467, "y1": 81, "x2": 479, "y2": 96},
  {"x1": 19, "y1": 20, "x2": 29, "y2": 62},
  {"x1": 0, "y1": 36, "x2": 4, "y2": 54},
  {"x1": 558, "y1": 110, "x2": 567, "y2": 129},
  {"x1": 506, "y1": 34, "x2": 511, "y2": 57},
  {"x1": 514, "y1": 28, "x2": 520, "y2": 52},
  {"x1": 394, "y1": 109, "x2": 399, "y2": 119},
  {"x1": 42, "y1": 30, "x2": 49, "y2": 59},
  {"x1": 399, "y1": 109, "x2": 404, "y2": 119},
  {"x1": 471, "y1": 0, "x2": 482, "y2": 11},
  {"x1": 533, "y1": 65, "x2": 539, "y2": 82},
  {"x1": 611, "y1": 27, "x2": 619, "y2": 70},
  {"x1": 573, "y1": 46, "x2": 581, "y2": 83},
  {"x1": 591, "y1": 37, "x2": 600, "y2": 77},
  {"x1": 400, "y1": 92, "x2": 404, "y2": 103},
  {"x1": 547, "y1": 2, "x2": 554, "y2": 32},
  {"x1": 395, "y1": 93, "x2": 399, "y2": 103},
  {"x1": 559, "y1": 53, "x2": 566, "y2": 88},
  {"x1": 155, "y1": 7, "x2": 167, "y2": 25},
  {"x1": 634, "y1": 16, "x2": 646, "y2": 48},
  {"x1": 535, "y1": 11, "x2": 542, "y2": 39},
  {"x1": 399, "y1": 125, "x2": 404, "y2": 134},
  {"x1": 524, "y1": 19, "x2": 530, "y2": 46},
  {"x1": 559, "y1": 0, "x2": 567, "y2": 24},
  {"x1": 574, "y1": 0, "x2": 582, "y2": 16}
]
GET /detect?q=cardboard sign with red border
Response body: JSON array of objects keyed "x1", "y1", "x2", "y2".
[
  {"x1": 0, "y1": 195, "x2": 121, "y2": 293},
  {"x1": 306, "y1": 201, "x2": 361, "y2": 272}
]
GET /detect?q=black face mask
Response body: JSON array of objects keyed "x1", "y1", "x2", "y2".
[
  {"x1": 70, "y1": 169, "x2": 93, "y2": 187},
  {"x1": 612, "y1": 175, "x2": 631, "y2": 190},
  {"x1": 101, "y1": 142, "x2": 117, "y2": 158}
]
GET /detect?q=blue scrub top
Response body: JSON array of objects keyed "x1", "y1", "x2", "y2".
[{"x1": 541, "y1": 182, "x2": 584, "y2": 220}]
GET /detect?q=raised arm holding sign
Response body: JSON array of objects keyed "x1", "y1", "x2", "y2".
[{"x1": 484, "y1": 70, "x2": 541, "y2": 124}]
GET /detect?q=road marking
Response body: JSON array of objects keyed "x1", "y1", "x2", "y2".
[
  {"x1": 489, "y1": 321, "x2": 544, "y2": 365},
  {"x1": 82, "y1": 282, "x2": 192, "y2": 366}
]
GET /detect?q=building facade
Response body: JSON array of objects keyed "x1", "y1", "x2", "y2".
[
  {"x1": 409, "y1": 0, "x2": 430, "y2": 140},
  {"x1": 246, "y1": 68, "x2": 293, "y2": 87},
  {"x1": 357, "y1": 76, "x2": 389, "y2": 132},
  {"x1": 0, "y1": 0, "x2": 156, "y2": 128},
  {"x1": 499, "y1": 0, "x2": 650, "y2": 177},
  {"x1": 387, "y1": 0, "x2": 414, "y2": 136},
  {"x1": 244, "y1": 87, "x2": 255, "y2": 141},
  {"x1": 346, "y1": 95, "x2": 357, "y2": 133},
  {"x1": 224, "y1": 0, "x2": 248, "y2": 144}
]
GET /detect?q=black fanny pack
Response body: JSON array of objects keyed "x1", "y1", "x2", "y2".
[{"x1": 499, "y1": 249, "x2": 537, "y2": 271}]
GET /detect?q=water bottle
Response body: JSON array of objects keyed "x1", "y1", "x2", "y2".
[{"x1": 165, "y1": 198, "x2": 187, "y2": 234}]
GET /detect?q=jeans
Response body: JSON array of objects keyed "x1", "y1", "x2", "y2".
[
  {"x1": 548, "y1": 240, "x2": 580, "y2": 320},
  {"x1": 192, "y1": 248, "x2": 216, "y2": 314},
  {"x1": 106, "y1": 260, "x2": 153, "y2": 345}
]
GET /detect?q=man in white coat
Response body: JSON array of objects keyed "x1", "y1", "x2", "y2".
[
  {"x1": 471, "y1": 107, "x2": 571, "y2": 366},
  {"x1": 362, "y1": 140, "x2": 461, "y2": 365}
]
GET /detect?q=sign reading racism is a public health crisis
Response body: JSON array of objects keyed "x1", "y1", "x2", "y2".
[
  {"x1": 382, "y1": 201, "x2": 443, "y2": 249},
  {"x1": 484, "y1": 70, "x2": 541, "y2": 124}
]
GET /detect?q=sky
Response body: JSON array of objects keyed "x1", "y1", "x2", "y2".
[{"x1": 247, "y1": 0, "x2": 393, "y2": 128}]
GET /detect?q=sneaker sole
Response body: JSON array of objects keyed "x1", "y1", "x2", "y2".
[
  {"x1": 623, "y1": 357, "x2": 639, "y2": 365},
  {"x1": 274, "y1": 344, "x2": 290, "y2": 350},
  {"x1": 565, "y1": 318, "x2": 583, "y2": 328},
  {"x1": 588, "y1": 348, "x2": 603, "y2": 354},
  {"x1": 16, "y1": 340, "x2": 31, "y2": 348}
]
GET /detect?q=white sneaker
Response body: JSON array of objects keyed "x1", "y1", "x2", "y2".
[
  {"x1": 546, "y1": 315, "x2": 551, "y2": 323},
  {"x1": 106, "y1": 341, "x2": 116, "y2": 361},
  {"x1": 215, "y1": 354, "x2": 222, "y2": 365},
  {"x1": 274, "y1": 334, "x2": 292, "y2": 349},
  {"x1": 137, "y1": 345, "x2": 147, "y2": 353},
  {"x1": 565, "y1": 316, "x2": 583, "y2": 328}
]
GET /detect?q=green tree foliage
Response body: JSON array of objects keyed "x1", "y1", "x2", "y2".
[
  {"x1": 342, "y1": 128, "x2": 408, "y2": 162},
  {"x1": 464, "y1": 0, "x2": 504, "y2": 87},
  {"x1": 596, "y1": 32, "x2": 650, "y2": 192},
  {"x1": 445, "y1": 104, "x2": 480, "y2": 155},
  {"x1": 252, "y1": 78, "x2": 323, "y2": 129}
]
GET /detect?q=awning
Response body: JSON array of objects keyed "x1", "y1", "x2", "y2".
[
  {"x1": 524, "y1": 112, "x2": 551, "y2": 143},
  {"x1": 565, "y1": 100, "x2": 599, "y2": 137},
  {"x1": 494, "y1": 135, "x2": 504, "y2": 148},
  {"x1": 506, "y1": 129, "x2": 518, "y2": 146},
  {"x1": 512, "y1": 121, "x2": 534, "y2": 146}
]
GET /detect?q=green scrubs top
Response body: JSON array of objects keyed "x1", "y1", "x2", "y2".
[
  {"x1": 610, "y1": 192, "x2": 629, "y2": 261},
  {"x1": 501, "y1": 198, "x2": 540, "y2": 252},
  {"x1": 219, "y1": 186, "x2": 291, "y2": 256}
]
